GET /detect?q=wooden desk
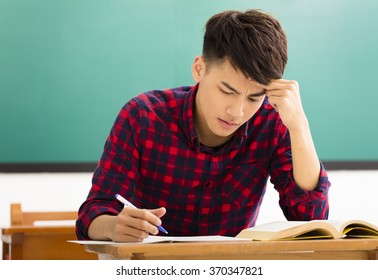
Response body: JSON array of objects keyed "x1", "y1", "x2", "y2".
[
  {"x1": 85, "y1": 239, "x2": 378, "y2": 260},
  {"x1": 2, "y1": 226, "x2": 97, "y2": 260}
]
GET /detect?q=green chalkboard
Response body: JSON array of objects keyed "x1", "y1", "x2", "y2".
[{"x1": 1, "y1": 0, "x2": 377, "y2": 163}]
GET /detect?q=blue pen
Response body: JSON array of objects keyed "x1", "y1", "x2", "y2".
[{"x1": 115, "y1": 193, "x2": 168, "y2": 234}]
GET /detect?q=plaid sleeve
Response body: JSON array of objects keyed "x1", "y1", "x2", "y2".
[
  {"x1": 269, "y1": 124, "x2": 331, "y2": 221},
  {"x1": 76, "y1": 99, "x2": 141, "y2": 240}
]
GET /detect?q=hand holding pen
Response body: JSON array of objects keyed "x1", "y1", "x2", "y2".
[{"x1": 115, "y1": 194, "x2": 168, "y2": 238}]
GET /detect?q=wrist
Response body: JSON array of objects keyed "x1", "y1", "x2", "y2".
[
  {"x1": 88, "y1": 214, "x2": 116, "y2": 241},
  {"x1": 287, "y1": 116, "x2": 310, "y2": 138}
]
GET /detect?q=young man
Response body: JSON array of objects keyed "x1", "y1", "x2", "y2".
[{"x1": 76, "y1": 9, "x2": 330, "y2": 242}]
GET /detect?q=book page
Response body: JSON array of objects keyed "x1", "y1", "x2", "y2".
[
  {"x1": 311, "y1": 220, "x2": 351, "y2": 232},
  {"x1": 235, "y1": 220, "x2": 339, "y2": 240},
  {"x1": 69, "y1": 236, "x2": 171, "y2": 245},
  {"x1": 69, "y1": 235, "x2": 248, "y2": 245},
  {"x1": 168, "y1": 235, "x2": 247, "y2": 242},
  {"x1": 312, "y1": 219, "x2": 378, "y2": 234},
  {"x1": 237, "y1": 220, "x2": 378, "y2": 240},
  {"x1": 244, "y1": 221, "x2": 309, "y2": 232}
]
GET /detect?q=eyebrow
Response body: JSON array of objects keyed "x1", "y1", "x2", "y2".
[{"x1": 221, "y1": 81, "x2": 266, "y2": 97}]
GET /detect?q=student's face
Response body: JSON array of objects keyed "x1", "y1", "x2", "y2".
[{"x1": 192, "y1": 56, "x2": 266, "y2": 147}]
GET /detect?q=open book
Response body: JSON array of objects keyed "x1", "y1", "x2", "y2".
[{"x1": 235, "y1": 219, "x2": 378, "y2": 241}]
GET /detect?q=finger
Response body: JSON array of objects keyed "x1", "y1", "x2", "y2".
[
  {"x1": 122, "y1": 208, "x2": 162, "y2": 234},
  {"x1": 271, "y1": 104, "x2": 279, "y2": 112},
  {"x1": 269, "y1": 79, "x2": 293, "y2": 84},
  {"x1": 267, "y1": 80, "x2": 299, "y2": 93},
  {"x1": 149, "y1": 207, "x2": 167, "y2": 219},
  {"x1": 122, "y1": 207, "x2": 162, "y2": 226},
  {"x1": 112, "y1": 215, "x2": 149, "y2": 242},
  {"x1": 118, "y1": 215, "x2": 159, "y2": 236},
  {"x1": 136, "y1": 208, "x2": 164, "y2": 228},
  {"x1": 249, "y1": 78, "x2": 296, "y2": 90},
  {"x1": 267, "y1": 94, "x2": 292, "y2": 106},
  {"x1": 117, "y1": 224, "x2": 149, "y2": 241},
  {"x1": 265, "y1": 89, "x2": 286, "y2": 97},
  {"x1": 113, "y1": 229, "x2": 146, "y2": 243},
  {"x1": 266, "y1": 95, "x2": 279, "y2": 109}
]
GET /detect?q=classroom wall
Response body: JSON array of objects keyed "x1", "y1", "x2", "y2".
[
  {"x1": 1, "y1": 0, "x2": 378, "y2": 165},
  {"x1": 0, "y1": 170, "x2": 377, "y2": 231}
]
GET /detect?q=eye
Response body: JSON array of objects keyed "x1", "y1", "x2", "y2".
[
  {"x1": 248, "y1": 97, "x2": 258, "y2": 102},
  {"x1": 219, "y1": 88, "x2": 233, "y2": 95}
]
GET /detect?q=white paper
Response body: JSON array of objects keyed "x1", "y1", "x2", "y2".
[{"x1": 69, "y1": 235, "x2": 249, "y2": 245}]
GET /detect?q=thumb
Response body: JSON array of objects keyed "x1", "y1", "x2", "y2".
[{"x1": 149, "y1": 207, "x2": 166, "y2": 219}]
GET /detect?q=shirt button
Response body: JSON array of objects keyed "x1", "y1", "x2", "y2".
[{"x1": 205, "y1": 181, "x2": 212, "y2": 188}]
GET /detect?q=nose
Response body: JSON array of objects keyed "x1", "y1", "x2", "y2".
[{"x1": 226, "y1": 99, "x2": 244, "y2": 120}]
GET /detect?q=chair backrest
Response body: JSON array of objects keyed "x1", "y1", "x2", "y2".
[
  {"x1": 10, "y1": 203, "x2": 77, "y2": 226},
  {"x1": 3, "y1": 203, "x2": 97, "y2": 260}
]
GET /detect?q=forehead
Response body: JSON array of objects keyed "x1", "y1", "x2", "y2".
[
  {"x1": 206, "y1": 58, "x2": 237, "y2": 72},
  {"x1": 205, "y1": 58, "x2": 263, "y2": 92}
]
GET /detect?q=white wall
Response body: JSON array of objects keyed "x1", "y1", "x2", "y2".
[
  {"x1": 257, "y1": 170, "x2": 378, "y2": 225},
  {"x1": 1, "y1": 171, "x2": 378, "y2": 227},
  {"x1": 0, "y1": 172, "x2": 92, "y2": 228},
  {"x1": 1, "y1": 170, "x2": 378, "y2": 253}
]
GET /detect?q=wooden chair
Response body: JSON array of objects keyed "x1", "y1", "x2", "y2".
[
  {"x1": 10, "y1": 203, "x2": 78, "y2": 226},
  {"x1": 1, "y1": 203, "x2": 97, "y2": 260}
]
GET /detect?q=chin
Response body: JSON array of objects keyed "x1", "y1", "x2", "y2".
[{"x1": 212, "y1": 129, "x2": 236, "y2": 139}]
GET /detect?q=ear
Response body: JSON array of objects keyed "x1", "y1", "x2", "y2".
[{"x1": 192, "y1": 56, "x2": 206, "y2": 83}]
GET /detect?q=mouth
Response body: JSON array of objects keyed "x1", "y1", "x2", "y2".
[{"x1": 218, "y1": 118, "x2": 239, "y2": 129}]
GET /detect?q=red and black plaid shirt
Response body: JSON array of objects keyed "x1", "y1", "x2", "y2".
[{"x1": 76, "y1": 84, "x2": 330, "y2": 239}]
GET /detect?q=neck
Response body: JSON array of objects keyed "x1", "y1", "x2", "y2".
[{"x1": 193, "y1": 105, "x2": 233, "y2": 148}]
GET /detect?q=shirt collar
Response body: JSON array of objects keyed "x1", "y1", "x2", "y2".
[
  {"x1": 182, "y1": 83, "x2": 249, "y2": 153},
  {"x1": 182, "y1": 84, "x2": 200, "y2": 150}
]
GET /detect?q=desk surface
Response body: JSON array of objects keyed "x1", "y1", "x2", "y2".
[
  {"x1": 2, "y1": 225, "x2": 75, "y2": 234},
  {"x1": 85, "y1": 239, "x2": 378, "y2": 260}
]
